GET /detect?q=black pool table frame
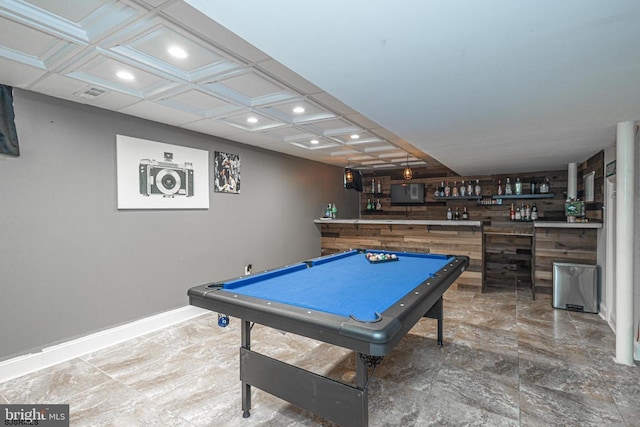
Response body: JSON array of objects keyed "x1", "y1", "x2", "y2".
[{"x1": 188, "y1": 250, "x2": 469, "y2": 426}]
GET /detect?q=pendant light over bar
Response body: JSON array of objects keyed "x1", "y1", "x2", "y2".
[
  {"x1": 403, "y1": 154, "x2": 413, "y2": 180},
  {"x1": 344, "y1": 159, "x2": 353, "y2": 183}
]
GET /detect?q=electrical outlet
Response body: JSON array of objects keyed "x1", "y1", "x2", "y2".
[{"x1": 245, "y1": 264, "x2": 252, "y2": 275}]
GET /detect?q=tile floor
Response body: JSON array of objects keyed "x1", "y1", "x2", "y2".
[{"x1": 1, "y1": 286, "x2": 638, "y2": 426}]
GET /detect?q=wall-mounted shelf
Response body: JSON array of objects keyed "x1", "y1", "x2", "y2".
[
  {"x1": 492, "y1": 193, "x2": 555, "y2": 200},
  {"x1": 433, "y1": 195, "x2": 481, "y2": 200}
]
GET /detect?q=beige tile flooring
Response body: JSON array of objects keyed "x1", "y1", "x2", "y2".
[{"x1": 1, "y1": 286, "x2": 638, "y2": 426}]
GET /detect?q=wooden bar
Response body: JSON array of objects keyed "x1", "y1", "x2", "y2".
[
  {"x1": 532, "y1": 223, "x2": 600, "y2": 296},
  {"x1": 316, "y1": 220, "x2": 483, "y2": 290}
]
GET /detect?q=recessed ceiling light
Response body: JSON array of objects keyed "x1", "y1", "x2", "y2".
[
  {"x1": 350, "y1": 134, "x2": 360, "y2": 140},
  {"x1": 168, "y1": 46, "x2": 188, "y2": 59},
  {"x1": 116, "y1": 70, "x2": 134, "y2": 80},
  {"x1": 310, "y1": 139, "x2": 319, "y2": 145},
  {"x1": 246, "y1": 117, "x2": 258, "y2": 124},
  {"x1": 292, "y1": 106, "x2": 305, "y2": 114}
]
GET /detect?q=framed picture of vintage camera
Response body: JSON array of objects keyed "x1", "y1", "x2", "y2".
[
  {"x1": 213, "y1": 151, "x2": 240, "y2": 194},
  {"x1": 116, "y1": 135, "x2": 209, "y2": 209}
]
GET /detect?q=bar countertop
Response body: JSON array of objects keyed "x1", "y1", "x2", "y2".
[
  {"x1": 314, "y1": 218, "x2": 482, "y2": 227},
  {"x1": 533, "y1": 221, "x2": 602, "y2": 229}
]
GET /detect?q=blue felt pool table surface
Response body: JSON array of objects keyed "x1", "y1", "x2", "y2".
[{"x1": 222, "y1": 250, "x2": 454, "y2": 322}]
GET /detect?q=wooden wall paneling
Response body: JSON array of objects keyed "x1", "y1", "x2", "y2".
[
  {"x1": 532, "y1": 228, "x2": 598, "y2": 295},
  {"x1": 319, "y1": 223, "x2": 483, "y2": 290}
]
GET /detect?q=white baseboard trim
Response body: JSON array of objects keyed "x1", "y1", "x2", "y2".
[{"x1": 0, "y1": 305, "x2": 210, "y2": 383}]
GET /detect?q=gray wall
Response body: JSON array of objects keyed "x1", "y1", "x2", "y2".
[{"x1": 0, "y1": 90, "x2": 359, "y2": 361}]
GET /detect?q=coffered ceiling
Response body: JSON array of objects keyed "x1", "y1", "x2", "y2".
[
  {"x1": 0, "y1": 0, "x2": 437, "y2": 173},
  {"x1": 1, "y1": 0, "x2": 639, "y2": 176}
]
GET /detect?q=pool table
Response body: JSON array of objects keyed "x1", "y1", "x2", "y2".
[{"x1": 188, "y1": 249, "x2": 468, "y2": 426}]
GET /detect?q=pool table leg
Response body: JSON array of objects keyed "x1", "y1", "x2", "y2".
[
  {"x1": 355, "y1": 353, "x2": 369, "y2": 426},
  {"x1": 424, "y1": 296, "x2": 444, "y2": 346},
  {"x1": 241, "y1": 319, "x2": 251, "y2": 418}
]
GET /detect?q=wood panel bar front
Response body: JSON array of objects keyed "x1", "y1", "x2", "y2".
[
  {"x1": 316, "y1": 220, "x2": 482, "y2": 290},
  {"x1": 533, "y1": 223, "x2": 600, "y2": 296}
]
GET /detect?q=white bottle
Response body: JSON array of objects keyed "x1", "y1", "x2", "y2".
[{"x1": 475, "y1": 179, "x2": 482, "y2": 196}]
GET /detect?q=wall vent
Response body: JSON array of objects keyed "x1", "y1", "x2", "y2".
[{"x1": 77, "y1": 87, "x2": 106, "y2": 98}]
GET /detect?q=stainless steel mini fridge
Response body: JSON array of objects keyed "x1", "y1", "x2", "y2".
[{"x1": 552, "y1": 263, "x2": 599, "y2": 313}]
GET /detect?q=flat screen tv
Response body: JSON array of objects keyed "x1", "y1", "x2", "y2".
[{"x1": 390, "y1": 183, "x2": 425, "y2": 204}]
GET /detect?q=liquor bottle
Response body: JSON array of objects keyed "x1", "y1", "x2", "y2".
[
  {"x1": 439, "y1": 181, "x2": 445, "y2": 197},
  {"x1": 515, "y1": 205, "x2": 521, "y2": 220},
  {"x1": 510, "y1": 203, "x2": 515, "y2": 221},
  {"x1": 452, "y1": 181, "x2": 459, "y2": 197},
  {"x1": 515, "y1": 177, "x2": 522, "y2": 195},
  {"x1": 475, "y1": 179, "x2": 482, "y2": 196},
  {"x1": 462, "y1": 206, "x2": 469, "y2": 220},
  {"x1": 540, "y1": 177, "x2": 550, "y2": 193},
  {"x1": 521, "y1": 203, "x2": 526, "y2": 221},
  {"x1": 530, "y1": 177, "x2": 536, "y2": 194},
  {"x1": 325, "y1": 204, "x2": 332, "y2": 218},
  {"x1": 454, "y1": 207, "x2": 460, "y2": 220},
  {"x1": 331, "y1": 203, "x2": 337, "y2": 219},
  {"x1": 371, "y1": 179, "x2": 375, "y2": 194},
  {"x1": 525, "y1": 204, "x2": 530, "y2": 221},
  {"x1": 497, "y1": 179, "x2": 503, "y2": 196},
  {"x1": 467, "y1": 181, "x2": 473, "y2": 197},
  {"x1": 444, "y1": 181, "x2": 451, "y2": 197},
  {"x1": 460, "y1": 180, "x2": 466, "y2": 197},
  {"x1": 446, "y1": 208, "x2": 452, "y2": 220},
  {"x1": 376, "y1": 199, "x2": 381, "y2": 210},
  {"x1": 505, "y1": 178, "x2": 512, "y2": 195},
  {"x1": 531, "y1": 203, "x2": 538, "y2": 220},
  {"x1": 377, "y1": 180, "x2": 382, "y2": 194},
  {"x1": 366, "y1": 199, "x2": 372, "y2": 210}
]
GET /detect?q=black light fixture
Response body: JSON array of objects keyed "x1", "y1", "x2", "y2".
[
  {"x1": 344, "y1": 159, "x2": 353, "y2": 183},
  {"x1": 403, "y1": 154, "x2": 413, "y2": 180}
]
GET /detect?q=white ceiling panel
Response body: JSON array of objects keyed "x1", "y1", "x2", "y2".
[
  {"x1": 206, "y1": 69, "x2": 299, "y2": 107},
  {"x1": 159, "y1": 88, "x2": 245, "y2": 118},
  {"x1": 0, "y1": 58, "x2": 47, "y2": 86},
  {"x1": 220, "y1": 110, "x2": 285, "y2": 132},
  {"x1": 27, "y1": 0, "x2": 110, "y2": 23},
  {"x1": 181, "y1": 117, "x2": 247, "y2": 137},
  {"x1": 119, "y1": 99, "x2": 202, "y2": 126},
  {"x1": 64, "y1": 52, "x2": 179, "y2": 97}
]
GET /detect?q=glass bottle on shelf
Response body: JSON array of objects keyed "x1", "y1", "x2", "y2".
[
  {"x1": 331, "y1": 203, "x2": 337, "y2": 218},
  {"x1": 515, "y1": 177, "x2": 522, "y2": 195},
  {"x1": 531, "y1": 203, "x2": 538, "y2": 220},
  {"x1": 377, "y1": 180, "x2": 382, "y2": 194},
  {"x1": 475, "y1": 179, "x2": 482, "y2": 196},
  {"x1": 439, "y1": 181, "x2": 445, "y2": 197},
  {"x1": 497, "y1": 179, "x2": 503, "y2": 196},
  {"x1": 467, "y1": 181, "x2": 473, "y2": 197},
  {"x1": 444, "y1": 181, "x2": 451, "y2": 197},
  {"x1": 446, "y1": 208, "x2": 452, "y2": 220},
  {"x1": 505, "y1": 178, "x2": 512, "y2": 195},
  {"x1": 376, "y1": 199, "x2": 382, "y2": 210},
  {"x1": 510, "y1": 203, "x2": 515, "y2": 221},
  {"x1": 371, "y1": 179, "x2": 375, "y2": 194},
  {"x1": 462, "y1": 206, "x2": 469, "y2": 220},
  {"x1": 452, "y1": 181, "x2": 459, "y2": 197},
  {"x1": 515, "y1": 204, "x2": 521, "y2": 220},
  {"x1": 454, "y1": 207, "x2": 460, "y2": 220},
  {"x1": 366, "y1": 199, "x2": 372, "y2": 210},
  {"x1": 540, "y1": 177, "x2": 550, "y2": 193},
  {"x1": 530, "y1": 177, "x2": 536, "y2": 194},
  {"x1": 460, "y1": 180, "x2": 466, "y2": 197}
]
